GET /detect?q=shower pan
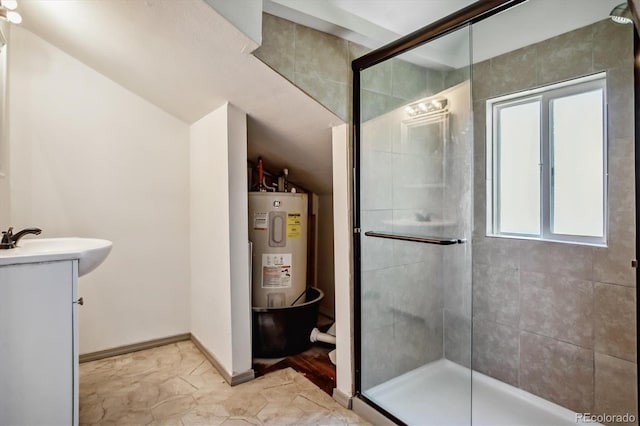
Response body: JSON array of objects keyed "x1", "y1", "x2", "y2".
[{"x1": 353, "y1": 0, "x2": 638, "y2": 425}]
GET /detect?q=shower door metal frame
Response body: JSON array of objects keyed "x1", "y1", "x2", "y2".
[
  {"x1": 632, "y1": 16, "x2": 640, "y2": 421},
  {"x1": 344, "y1": 0, "x2": 640, "y2": 424}
]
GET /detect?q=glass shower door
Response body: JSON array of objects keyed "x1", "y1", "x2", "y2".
[{"x1": 356, "y1": 25, "x2": 473, "y2": 425}]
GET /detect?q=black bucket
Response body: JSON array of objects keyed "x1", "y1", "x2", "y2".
[{"x1": 252, "y1": 287, "x2": 324, "y2": 358}]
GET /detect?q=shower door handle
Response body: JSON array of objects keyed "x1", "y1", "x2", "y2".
[{"x1": 364, "y1": 231, "x2": 464, "y2": 245}]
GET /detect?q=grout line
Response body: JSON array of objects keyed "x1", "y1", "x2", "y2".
[
  {"x1": 177, "y1": 375, "x2": 199, "y2": 391},
  {"x1": 518, "y1": 328, "x2": 594, "y2": 352},
  {"x1": 188, "y1": 359, "x2": 206, "y2": 376}
]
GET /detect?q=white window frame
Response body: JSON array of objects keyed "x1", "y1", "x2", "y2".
[{"x1": 486, "y1": 73, "x2": 608, "y2": 246}]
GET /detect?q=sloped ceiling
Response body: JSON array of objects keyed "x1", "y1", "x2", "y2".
[
  {"x1": 15, "y1": 0, "x2": 623, "y2": 194},
  {"x1": 265, "y1": 0, "x2": 622, "y2": 69},
  {"x1": 18, "y1": 0, "x2": 342, "y2": 194}
]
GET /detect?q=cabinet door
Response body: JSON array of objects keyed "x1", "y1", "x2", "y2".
[{"x1": 0, "y1": 261, "x2": 74, "y2": 425}]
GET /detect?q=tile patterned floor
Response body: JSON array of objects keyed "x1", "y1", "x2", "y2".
[{"x1": 79, "y1": 341, "x2": 368, "y2": 425}]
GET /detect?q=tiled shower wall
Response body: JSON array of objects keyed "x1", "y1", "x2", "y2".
[
  {"x1": 471, "y1": 19, "x2": 637, "y2": 419},
  {"x1": 358, "y1": 75, "x2": 471, "y2": 391},
  {"x1": 254, "y1": 13, "x2": 357, "y2": 121},
  {"x1": 255, "y1": 13, "x2": 453, "y2": 122}
]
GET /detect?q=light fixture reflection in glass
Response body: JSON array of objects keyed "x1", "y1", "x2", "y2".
[
  {"x1": 0, "y1": 0, "x2": 21, "y2": 24},
  {"x1": 1, "y1": 0, "x2": 17, "y2": 10},
  {"x1": 404, "y1": 97, "x2": 448, "y2": 117},
  {"x1": 610, "y1": 3, "x2": 633, "y2": 24},
  {"x1": 6, "y1": 10, "x2": 20, "y2": 23},
  {"x1": 2, "y1": 0, "x2": 16, "y2": 10}
]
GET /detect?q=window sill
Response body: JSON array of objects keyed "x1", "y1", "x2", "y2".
[{"x1": 484, "y1": 233, "x2": 607, "y2": 248}]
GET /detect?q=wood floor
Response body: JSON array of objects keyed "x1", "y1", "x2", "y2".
[{"x1": 253, "y1": 344, "x2": 337, "y2": 396}]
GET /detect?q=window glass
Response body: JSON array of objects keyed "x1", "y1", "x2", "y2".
[
  {"x1": 551, "y1": 89, "x2": 604, "y2": 237},
  {"x1": 497, "y1": 101, "x2": 541, "y2": 235}
]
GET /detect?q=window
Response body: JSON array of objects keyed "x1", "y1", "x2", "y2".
[{"x1": 486, "y1": 74, "x2": 607, "y2": 246}]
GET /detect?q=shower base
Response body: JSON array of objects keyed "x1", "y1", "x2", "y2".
[{"x1": 365, "y1": 359, "x2": 595, "y2": 426}]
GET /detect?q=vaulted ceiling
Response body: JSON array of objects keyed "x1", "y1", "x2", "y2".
[{"x1": 17, "y1": 0, "x2": 342, "y2": 194}]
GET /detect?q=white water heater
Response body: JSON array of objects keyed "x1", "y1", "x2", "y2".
[{"x1": 248, "y1": 192, "x2": 308, "y2": 308}]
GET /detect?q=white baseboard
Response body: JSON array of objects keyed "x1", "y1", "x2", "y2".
[
  {"x1": 332, "y1": 388, "x2": 352, "y2": 409},
  {"x1": 80, "y1": 333, "x2": 255, "y2": 387},
  {"x1": 190, "y1": 334, "x2": 255, "y2": 386}
]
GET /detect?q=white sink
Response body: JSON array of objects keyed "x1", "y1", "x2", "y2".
[{"x1": 0, "y1": 238, "x2": 112, "y2": 277}]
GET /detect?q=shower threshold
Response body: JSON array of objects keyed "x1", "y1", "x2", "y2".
[{"x1": 365, "y1": 359, "x2": 597, "y2": 426}]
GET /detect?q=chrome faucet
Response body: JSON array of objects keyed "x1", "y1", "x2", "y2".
[{"x1": 0, "y1": 227, "x2": 42, "y2": 249}]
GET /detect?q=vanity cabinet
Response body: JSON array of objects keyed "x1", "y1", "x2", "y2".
[{"x1": 0, "y1": 260, "x2": 79, "y2": 426}]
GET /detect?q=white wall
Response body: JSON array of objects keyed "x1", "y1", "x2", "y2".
[
  {"x1": 191, "y1": 105, "x2": 233, "y2": 370},
  {"x1": 227, "y1": 104, "x2": 252, "y2": 376},
  {"x1": 332, "y1": 124, "x2": 354, "y2": 397},
  {"x1": 8, "y1": 27, "x2": 191, "y2": 354},
  {"x1": 190, "y1": 102, "x2": 251, "y2": 378},
  {"x1": 317, "y1": 194, "x2": 335, "y2": 317}
]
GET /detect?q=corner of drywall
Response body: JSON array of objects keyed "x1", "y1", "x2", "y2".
[
  {"x1": 189, "y1": 103, "x2": 233, "y2": 372},
  {"x1": 188, "y1": 102, "x2": 253, "y2": 379},
  {"x1": 331, "y1": 123, "x2": 354, "y2": 397},
  {"x1": 204, "y1": 0, "x2": 262, "y2": 49},
  {"x1": 226, "y1": 103, "x2": 252, "y2": 375}
]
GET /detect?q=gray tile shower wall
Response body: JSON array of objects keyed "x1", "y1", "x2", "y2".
[
  {"x1": 255, "y1": 13, "x2": 452, "y2": 123},
  {"x1": 441, "y1": 78, "x2": 474, "y2": 370},
  {"x1": 254, "y1": 14, "x2": 350, "y2": 120},
  {"x1": 519, "y1": 331, "x2": 595, "y2": 413},
  {"x1": 471, "y1": 19, "x2": 637, "y2": 423},
  {"x1": 595, "y1": 353, "x2": 639, "y2": 422},
  {"x1": 358, "y1": 105, "x2": 447, "y2": 390},
  {"x1": 358, "y1": 77, "x2": 473, "y2": 389}
]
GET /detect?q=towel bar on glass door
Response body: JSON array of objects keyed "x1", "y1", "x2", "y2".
[{"x1": 364, "y1": 231, "x2": 465, "y2": 245}]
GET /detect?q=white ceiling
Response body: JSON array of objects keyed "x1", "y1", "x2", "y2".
[
  {"x1": 333, "y1": 0, "x2": 474, "y2": 36},
  {"x1": 17, "y1": 0, "x2": 342, "y2": 194}
]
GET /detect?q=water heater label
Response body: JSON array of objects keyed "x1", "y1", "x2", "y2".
[
  {"x1": 262, "y1": 254, "x2": 292, "y2": 288},
  {"x1": 253, "y1": 212, "x2": 268, "y2": 230},
  {"x1": 287, "y1": 213, "x2": 302, "y2": 238}
]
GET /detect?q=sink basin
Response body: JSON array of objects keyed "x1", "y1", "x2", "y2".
[{"x1": 0, "y1": 238, "x2": 112, "y2": 277}]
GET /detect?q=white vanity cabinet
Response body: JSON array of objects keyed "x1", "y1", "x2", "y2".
[{"x1": 0, "y1": 260, "x2": 79, "y2": 426}]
